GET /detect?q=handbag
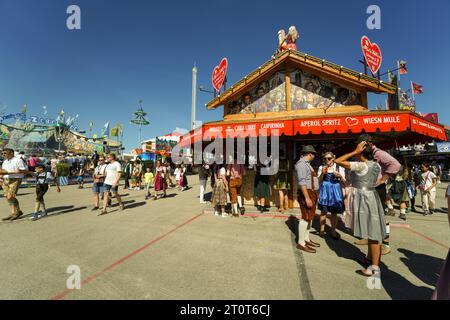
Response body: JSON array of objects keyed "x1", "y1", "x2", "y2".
[{"x1": 418, "y1": 172, "x2": 430, "y2": 191}]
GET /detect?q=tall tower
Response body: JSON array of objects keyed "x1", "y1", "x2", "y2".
[{"x1": 191, "y1": 64, "x2": 197, "y2": 130}]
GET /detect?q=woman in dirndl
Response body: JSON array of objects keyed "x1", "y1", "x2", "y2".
[
  {"x1": 317, "y1": 152, "x2": 345, "y2": 239},
  {"x1": 153, "y1": 160, "x2": 167, "y2": 200},
  {"x1": 274, "y1": 157, "x2": 290, "y2": 213},
  {"x1": 212, "y1": 165, "x2": 228, "y2": 217},
  {"x1": 254, "y1": 161, "x2": 271, "y2": 213},
  {"x1": 335, "y1": 141, "x2": 387, "y2": 277}
]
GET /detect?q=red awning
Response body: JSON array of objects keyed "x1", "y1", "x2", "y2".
[{"x1": 178, "y1": 112, "x2": 447, "y2": 146}]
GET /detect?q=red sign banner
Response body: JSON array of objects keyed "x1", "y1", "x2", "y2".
[
  {"x1": 361, "y1": 36, "x2": 382, "y2": 74},
  {"x1": 212, "y1": 58, "x2": 228, "y2": 92},
  {"x1": 410, "y1": 115, "x2": 447, "y2": 141},
  {"x1": 294, "y1": 114, "x2": 410, "y2": 135},
  {"x1": 204, "y1": 120, "x2": 293, "y2": 139}
]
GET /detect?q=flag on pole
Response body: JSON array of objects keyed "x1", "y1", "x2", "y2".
[
  {"x1": 101, "y1": 122, "x2": 110, "y2": 137},
  {"x1": 412, "y1": 82, "x2": 424, "y2": 95},
  {"x1": 398, "y1": 60, "x2": 408, "y2": 75},
  {"x1": 110, "y1": 127, "x2": 119, "y2": 137},
  {"x1": 22, "y1": 104, "x2": 27, "y2": 114},
  {"x1": 89, "y1": 122, "x2": 94, "y2": 131}
]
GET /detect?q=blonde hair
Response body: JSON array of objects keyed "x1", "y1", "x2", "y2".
[{"x1": 324, "y1": 152, "x2": 336, "y2": 160}]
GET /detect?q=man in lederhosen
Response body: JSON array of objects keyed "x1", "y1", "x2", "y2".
[{"x1": 295, "y1": 145, "x2": 321, "y2": 253}]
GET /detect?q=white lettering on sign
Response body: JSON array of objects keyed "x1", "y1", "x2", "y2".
[
  {"x1": 300, "y1": 120, "x2": 321, "y2": 127},
  {"x1": 321, "y1": 119, "x2": 341, "y2": 126},
  {"x1": 260, "y1": 122, "x2": 285, "y2": 129},
  {"x1": 300, "y1": 119, "x2": 342, "y2": 127},
  {"x1": 416, "y1": 120, "x2": 443, "y2": 133},
  {"x1": 363, "y1": 116, "x2": 401, "y2": 125}
]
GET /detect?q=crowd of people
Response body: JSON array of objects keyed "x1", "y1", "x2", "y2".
[
  {"x1": 194, "y1": 134, "x2": 449, "y2": 280},
  {"x1": 0, "y1": 134, "x2": 449, "y2": 294},
  {"x1": 0, "y1": 149, "x2": 193, "y2": 220}
]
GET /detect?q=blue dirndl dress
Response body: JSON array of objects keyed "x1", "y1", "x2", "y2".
[{"x1": 318, "y1": 172, "x2": 344, "y2": 214}]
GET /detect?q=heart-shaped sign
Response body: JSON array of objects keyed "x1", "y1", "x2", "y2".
[
  {"x1": 212, "y1": 58, "x2": 228, "y2": 92},
  {"x1": 345, "y1": 117, "x2": 359, "y2": 127},
  {"x1": 361, "y1": 36, "x2": 382, "y2": 75}
]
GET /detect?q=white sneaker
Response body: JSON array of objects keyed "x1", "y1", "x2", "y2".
[
  {"x1": 221, "y1": 213, "x2": 229, "y2": 218},
  {"x1": 214, "y1": 211, "x2": 220, "y2": 216}
]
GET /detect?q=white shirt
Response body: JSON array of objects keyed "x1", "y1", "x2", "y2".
[
  {"x1": 2, "y1": 157, "x2": 27, "y2": 179},
  {"x1": 174, "y1": 168, "x2": 181, "y2": 180},
  {"x1": 104, "y1": 161, "x2": 122, "y2": 186},
  {"x1": 421, "y1": 171, "x2": 437, "y2": 190},
  {"x1": 317, "y1": 163, "x2": 346, "y2": 181},
  {"x1": 217, "y1": 167, "x2": 226, "y2": 178}
]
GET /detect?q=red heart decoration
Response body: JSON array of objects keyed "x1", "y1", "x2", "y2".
[
  {"x1": 212, "y1": 58, "x2": 228, "y2": 92},
  {"x1": 361, "y1": 36, "x2": 383, "y2": 75},
  {"x1": 345, "y1": 117, "x2": 359, "y2": 127}
]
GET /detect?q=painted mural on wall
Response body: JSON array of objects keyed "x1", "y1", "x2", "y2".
[
  {"x1": 226, "y1": 69, "x2": 362, "y2": 115},
  {"x1": 0, "y1": 124, "x2": 55, "y2": 152},
  {"x1": 227, "y1": 71, "x2": 286, "y2": 115},
  {"x1": 290, "y1": 69, "x2": 362, "y2": 110}
]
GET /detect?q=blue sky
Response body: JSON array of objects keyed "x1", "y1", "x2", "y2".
[{"x1": 1, "y1": 0, "x2": 449, "y2": 151}]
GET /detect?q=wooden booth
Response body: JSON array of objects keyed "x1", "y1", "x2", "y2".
[{"x1": 180, "y1": 50, "x2": 448, "y2": 208}]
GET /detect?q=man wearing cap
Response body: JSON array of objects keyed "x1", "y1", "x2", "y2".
[
  {"x1": 355, "y1": 134, "x2": 401, "y2": 255},
  {"x1": 295, "y1": 145, "x2": 321, "y2": 253}
]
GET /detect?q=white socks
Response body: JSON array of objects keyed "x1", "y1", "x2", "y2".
[
  {"x1": 387, "y1": 203, "x2": 394, "y2": 210},
  {"x1": 237, "y1": 195, "x2": 243, "y2": 208},
  {"x1": 298, "y1": 220, "x2": 309, "y2": 246},
  {"x1": 232, "y1": 204, "x2": 238, "y2": 214},
  {"x1": 305, "y1": 221, "x2": 311, "y2": 242},
  {"x1": 400, "y1": 208, "x2": 406, "y2": 215}
]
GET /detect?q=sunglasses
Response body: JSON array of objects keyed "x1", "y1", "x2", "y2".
[{"x1": 325, "y1": 157, "x2": 333, "y2": 160}]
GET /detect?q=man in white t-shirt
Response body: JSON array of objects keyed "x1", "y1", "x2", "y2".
[
  {"x1": 0, "y1": 148, "x2": 29, "y2": 221},
  {"x1": 419, "y1": 162, "x2": 438, "y2": 215},
  {"x1": 99, "y1": 153, "x2": 124, "y2": 215}
]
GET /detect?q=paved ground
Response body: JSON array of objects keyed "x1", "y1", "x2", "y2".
[{"x1": 0, "y1": 176, "x2": 448, "y2": 300}]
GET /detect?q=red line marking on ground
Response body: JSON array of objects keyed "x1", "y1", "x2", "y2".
[
  {"x1": 390, "y1": 223, "x2": 411, "y2": 229},
  {"x1": 242, "y1": 213, "x2": 301, "y2": 219},
  {"x1": 404, "y1": 227, "x2": 449, "y2": 250},
  {"x1": 51, "y1": 212, "x2": 204, "y2": 300}
]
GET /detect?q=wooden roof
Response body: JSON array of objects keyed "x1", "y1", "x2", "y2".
[{"x1": 206, "y1": 50, "x2": 397, "y2": 110}]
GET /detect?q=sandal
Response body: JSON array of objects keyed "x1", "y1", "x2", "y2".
[
  {"x1": 357, "y1": 265, "x2": 381, "y2": 277},
  {"x1": 98, "y1": 210, "x2": 108, "y2": 216}
]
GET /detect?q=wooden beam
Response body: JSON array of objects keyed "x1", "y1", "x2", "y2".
[
  {"x1": 287, "y1": 139, "x2": 294, "y2": 209},
  {"x1": 285, "y1": 66, "x2": 292, "y2": 112}
]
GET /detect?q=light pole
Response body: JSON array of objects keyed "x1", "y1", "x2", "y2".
[{"x1": 130, "y1": 100, "x2": 150, "y2": 148}]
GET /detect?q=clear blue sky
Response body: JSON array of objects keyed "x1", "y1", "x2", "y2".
[{"x1": 1, "y1": 0, "x2": 449, "y2": 151}]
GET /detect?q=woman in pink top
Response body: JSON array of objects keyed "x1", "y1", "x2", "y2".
[{"x1": 227, "y1": 163, "x2": 246, "y2": 216}]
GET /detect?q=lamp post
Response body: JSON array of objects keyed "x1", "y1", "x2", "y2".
[{"x1": 130, "y1": 100, "x2": 150, "y2": 148}]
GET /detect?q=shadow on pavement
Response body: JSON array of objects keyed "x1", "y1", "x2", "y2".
[
  {"x1": 397, "y1": 248, "x2": 444, "y2": 288},
  {"x1": 380, "y1": 262, "x2": 435, "y2": 300},
  {"x1": 125, "y1": 201, "x2": 146, "y2": 209},
  {"x1": 285, "y1": 215, "x2": 299, "y2": 243}
]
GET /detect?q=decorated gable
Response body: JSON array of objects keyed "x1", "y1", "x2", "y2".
[
  {"x1": 227, "y1": 71, "x2": 286, "y2": 115},
  {"x1": 290, "y1": 69, "x2": 362, "y2": 110}
]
